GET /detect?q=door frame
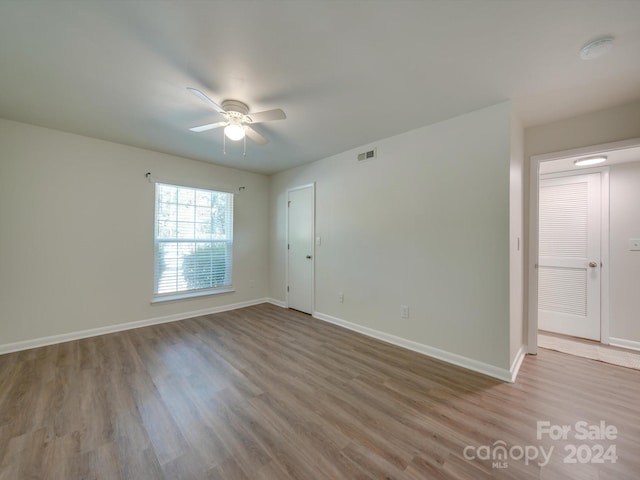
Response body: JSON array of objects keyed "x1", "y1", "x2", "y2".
[
  {"x1": 527, "y1": 138, "x2": 640, "y2": 354},
  {"x1": 285, "y1": 183, "x2": 316, "y2": 313}
]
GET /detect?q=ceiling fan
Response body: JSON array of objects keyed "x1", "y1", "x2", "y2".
[{"x1": 187, "y1": 87, "x2": 286, "y2": 146}]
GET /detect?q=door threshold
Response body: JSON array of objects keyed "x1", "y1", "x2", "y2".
[{"x1": 538, "y1": 331, "x2": 640, "y2": 370}]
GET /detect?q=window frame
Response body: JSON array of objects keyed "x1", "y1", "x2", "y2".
[{"x1": 152, "y1": 181, "x2": 235, "y2": 303}]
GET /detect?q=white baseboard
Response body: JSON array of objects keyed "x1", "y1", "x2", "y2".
[
  {"x1": 266, "y1": 298, "x2": 287, "y2": 308},
  {"x1": 0, "y1": 297, "x2": 270, "y2": 355},
  {"x1": 609, "y1": 337, "x2": 640, "y2": 352},
  {"x1": 313, "y1": 311, "x2": 517, "y2": 383},
  {"x1": 509, "y1": 345, "x2": 526, "y2": 382}
]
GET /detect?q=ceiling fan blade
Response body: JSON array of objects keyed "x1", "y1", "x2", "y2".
[
  {"x1": 247, "y1": 108, "x2": 286, "y2": 124},
  {"x1": 245, "y1": 125, "x2": 269, "y2": 145},
  {"x1": 187, "y1": 87, "x2": 226, "y2": 114},
  {"x1": 189, "y1": 121, "x2": 227, "y2": 133}
]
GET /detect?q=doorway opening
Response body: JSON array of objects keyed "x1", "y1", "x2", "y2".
[
  {"x1": 528, "y1": 138, "x2": 640, "y2": 366},
  {"x1": 286, "y1": 184, "x2": 315, "y2": 315}
]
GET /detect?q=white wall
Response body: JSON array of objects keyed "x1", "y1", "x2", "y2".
[
  {"x1": 510, "y1": 111, "x2": 524, "y2": 365},
  {"x1": 270, "y1": 102, "x2": 516, "y2": 371},
  {"x1": 0, "y1": 119, "x2": 270, "y2": 348},
  {"x1": 524, "y1": 100, "x2": 640, "y2": 159},
  {"x1": 609, "y1": 161, "x2": 640, "y2": 344}
]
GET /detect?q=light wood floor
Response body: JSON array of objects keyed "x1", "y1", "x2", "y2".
[
  {"x1": 1, "y1": 304, "x2": 639, "y2": 479},
  {"x1": 539, "y1": 331, "x2": 640, "y2": 370}
]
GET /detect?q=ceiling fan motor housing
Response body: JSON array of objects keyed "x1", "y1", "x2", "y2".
[{"x1": 221, "y1": 99, "x2": 249, "y2": 116}]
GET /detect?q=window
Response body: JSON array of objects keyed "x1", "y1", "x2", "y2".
[{"x1": 154, "y1": 183, "x2": 233, "y2": 300}]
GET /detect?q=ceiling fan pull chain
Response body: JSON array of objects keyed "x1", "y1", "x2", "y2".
[
  {"x1": 243, "y1": 136, "x2": 246, "y2": 156},
  {"x1": 223, "y1": 132, "x2": 226, "y2": 155}
]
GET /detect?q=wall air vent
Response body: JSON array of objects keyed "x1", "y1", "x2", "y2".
[{"x1": 357, "y1": 148, "x2": 377, "y2": 162}]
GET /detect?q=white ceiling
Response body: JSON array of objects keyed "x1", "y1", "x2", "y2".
[{"x1": 1, "y1": 1, "x2": 639, "y2": 175}]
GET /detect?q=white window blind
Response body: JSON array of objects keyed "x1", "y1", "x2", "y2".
[{"x1": 154, "y1": 183, "x2": 233, "y2": 298}]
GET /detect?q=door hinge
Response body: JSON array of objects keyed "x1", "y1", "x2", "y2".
[
  {"x1": 287, "y1": 243, "x2": 290, "y2": 250},
  {"x1": 287, "y1": 286, "x2": 290, "y2": 292},
  {"x1": 288, "y1": 200, "x2": 291, "y2": 207}
]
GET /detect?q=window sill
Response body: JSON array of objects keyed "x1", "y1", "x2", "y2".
[{"x1": 151, "y1": 287, "x2": 235, "y2": 304}]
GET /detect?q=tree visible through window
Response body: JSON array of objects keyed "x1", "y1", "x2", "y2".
[{"x1": 154, "y1": 183, "x2": 233, "y2": 297}]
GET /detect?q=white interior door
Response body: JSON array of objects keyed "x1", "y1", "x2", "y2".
[
  {"x1": 287, "y1": 185, "x2": 314, "y2": 314},
  {"x1": 538, "y1": 173, "x2": 601, "y2": 340}
]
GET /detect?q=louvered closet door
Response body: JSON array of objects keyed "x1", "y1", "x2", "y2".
[{"x1": 538, "y1": 173, "x2": 601, "y2": 340}]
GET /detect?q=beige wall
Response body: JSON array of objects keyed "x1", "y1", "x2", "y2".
[
  {"x1": 0, "y1": 119, "x2": 270, "y2": 347},
  {"x1": 270, "y1": 102, "x2": 516, "y2": 371}
]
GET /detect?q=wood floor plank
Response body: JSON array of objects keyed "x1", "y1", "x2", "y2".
[
  {"x1": 152, "y1": 371, "x2": 230, "y2": 470},
  {"x1": 79, "y1": 441, "x2": 120, "y2": 480},
  {"x1": 112, "y1": 410, "x2": 165, "y2": 480},
  {"x1": 207, "y1": 456, "x2": 251, "y2": 480},
  {"x1": 126, "y1": 370, "x2": 190, "y2": 466},
  {"x1": 1, "y1": 303, "x2": 639, "y2": 479}
]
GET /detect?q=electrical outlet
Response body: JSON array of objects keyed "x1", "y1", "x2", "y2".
[
  {"x1": 338, "y1": 292, "x2": 344, "y2": 304},
  {"x1": 401, "y1": 305, "x2": 409, "y2": 319}
]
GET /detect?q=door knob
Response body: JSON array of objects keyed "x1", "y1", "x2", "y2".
[
  {"x1": 306, "y1": 255, "x2": 312, "y2": 259},
  {"x1": 589, "y1": 261, "x2": 598, "y2": 268}
]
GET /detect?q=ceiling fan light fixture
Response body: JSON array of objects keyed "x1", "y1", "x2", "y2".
[
  {"x1": 187, "y1": 89, "x2": 280, "y2": 146},
  {"x1": 224, "y1": 123, "x2": 245, "y2": 141},
  {"x1": 574, "y1": 155, "x2": 607, "y2": 167}
]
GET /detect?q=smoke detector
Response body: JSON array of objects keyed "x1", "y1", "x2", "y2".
[{"x1": 579, "y1": 37, "x2": 614, "y2": 60}]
